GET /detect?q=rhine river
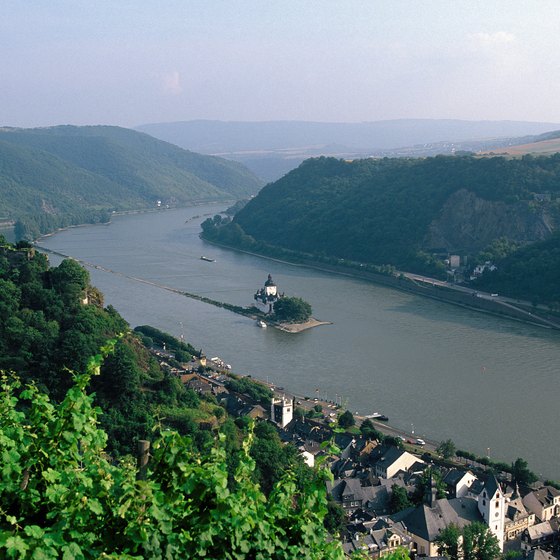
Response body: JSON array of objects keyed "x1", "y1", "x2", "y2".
[{"x1": 38, "y1": 205, "x2": 560, "y2": 479}]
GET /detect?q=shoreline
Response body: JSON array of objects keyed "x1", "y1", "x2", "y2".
[
  {"x1": 273, "y1": 317, "x2": 332, "y2": 333},
  {"x1": 201, "y1": 237, "x2": 560, "y2": 331}
]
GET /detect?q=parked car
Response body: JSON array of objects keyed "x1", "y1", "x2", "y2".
[{"x1": 415, "y1": 438, "x2": 426, "y2": 446}]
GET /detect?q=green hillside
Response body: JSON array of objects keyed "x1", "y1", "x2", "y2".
[
  {"x1": 0, "y1": 125, "x2": 262, "y2": 239},
  {"x1": 203, "y1": 154, "x2": 560, "y2": 303},
  {"x1": 475, "y1": 233, "x2": 560, "y2": 306}
]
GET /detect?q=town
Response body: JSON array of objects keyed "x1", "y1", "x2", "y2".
[{"x1": 151, "y1": 342, "x2": 560, "y2": 560}]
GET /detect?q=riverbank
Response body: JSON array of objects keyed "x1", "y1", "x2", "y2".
[
  {"x1": 35, "y1": 244, "x2": 331, "y2": 334},
  {"x1": 36, "y1": 206, "x2": 560, "y2": 479},
  {"x1": 201, "y1": 237, "x2": 560, "y2": 331}
]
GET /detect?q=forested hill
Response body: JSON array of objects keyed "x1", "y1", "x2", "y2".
[
  {"x1": 203, "y1": 155, "x2": 560, "y2": 301},
  {"x1": 0, "y1": 125, "x2": 262, "y2": 239}
]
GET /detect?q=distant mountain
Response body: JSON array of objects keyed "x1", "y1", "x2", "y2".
[
  {"x1": 136, "y1": 119, "x2": 560, "y2": 181},
  {"x1": 0, "y1": 125, "x2": 262, "y2": 239},
  {"x1": 202, "y1": 154, "x2": 560, "y2": 303}
]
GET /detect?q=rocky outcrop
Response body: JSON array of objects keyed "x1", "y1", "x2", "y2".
[{"x1": 423, "y1": 189, "x2": 557, "y2": 252}]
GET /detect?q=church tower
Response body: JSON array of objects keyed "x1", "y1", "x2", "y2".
[{"x1": 477, "y1": 475, "x2": 505, "y2": 551}]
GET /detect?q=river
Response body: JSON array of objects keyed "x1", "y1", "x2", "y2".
[{"x1": 37, "y1": 205, "x2": 560, "y2": 479}]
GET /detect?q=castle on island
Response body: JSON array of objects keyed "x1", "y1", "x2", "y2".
[{"x1": 254, "y1": 274, "x2": 284, "y2": 313}]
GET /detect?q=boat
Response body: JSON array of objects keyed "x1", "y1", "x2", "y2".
[
  {"x1": 200, "y1": 256, "x2": 215, "y2": 262},
  {"x1": 256, "y1": 320, "x2": 267, "y2": 328},
  {"x1": 365, "y1": 412, "x2": 389, "y2": 421}
]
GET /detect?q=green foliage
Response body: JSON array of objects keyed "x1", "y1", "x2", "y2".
[
  {"x1": 475, "y1": 232, "x2": 560, "y2": 305},
  {"x1": 249, "y1": 421, "x2": 302, "y2": 495},
  {"x1": 338, "y1": 410, "x2": 355, "y2": 429},
  {"x1": 436, "y1": 439, "x2": 456, "y2": 459},
  {"x1": 225, "y1": 375, "x2": 272, "y2": 408},
  {"x1": 273, "y1": 296, "x2": 312, "y2": 323},
  {"x1": 324, "y1": 498, "x2": 346, "y2": 536},
  {"x1": 0, "y1": 246, "x2": 222, "y2": 456},
  {"x1": 134, "y1": 324, "x2": 199, "y2": 358},
  {"x1": 477, "y1": 237, "x2": 520, "y2": 263},
  {"x1": 205, "y1": 154, "x2": 560, "y2": 285},
  {"x1": 359, "y1": 419, "x2": 384, "y2": 441},
  {"x1": 384, "y1": 436, "x2": 404, "y2": 449},
  {"x1": 413, "y1": 467, "x2": 446, "y2": 504},
  {"x1": 512, "y1": 457, "x2": 538, "y2": 486},
  {"x1": 0, "y1": 365, "x2": 345, "y2": 559},
  {"x1": 0, "y1": 125, "x2": 262, "y2": 240},
  {"x1": 462, "y1": 521, "x2": 501, "y2": 560},
  {"x1": 435, "y1": 523, "x2": 461, "y2": 560},
  {"x1": 389, "y1": 484, "x2": 412, "y2": 514},
  {"x1": 436, "y1": 522, "x2": 500, "y2": 560}
]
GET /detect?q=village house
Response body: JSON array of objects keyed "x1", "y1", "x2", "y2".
[
  {"x1": 521, "y1": 520, "x2": 559, "y2": 553},
  {"x1": 443, "y1": 468, "x2": 478, "y2": 498},
  {"x1": 372, "y1": 445, "x2": 426, "y2": 479},
  {"x1": 391, "y1": 488, "x2": 483, "y2": 557},
  {"x1": 523, "y1": 486, "x2": 560, "y2": 522},
  {"x1": 503, "y1": 484, "x2": 536, "y2": 541},
  {"x1": 327, "y1": 478, "x2": 390, "y2": 516},
  {"x1": 344, "y1": 519, "x2": 413, "y2": 558},
  {"x1": 525, "y1": 549, "x2": 556, "y2": 560}
]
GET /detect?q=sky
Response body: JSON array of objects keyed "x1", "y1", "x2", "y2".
[{"x1": 1, "y1": 0, "x2": 560, "y2": 128}]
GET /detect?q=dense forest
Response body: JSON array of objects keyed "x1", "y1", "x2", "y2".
[
  {"x1": 475, "y1": 232, "x2": 560, "y2": 306},
  {"x1": 202, "y1": 154, "x2": 560, "y2": 303},
  {"x1": 0, "y1": 125, "x2": 262, "y2": 240}
]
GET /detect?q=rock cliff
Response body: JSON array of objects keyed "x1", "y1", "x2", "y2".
[{"x1": 423, "y1": 189, "x2": 557, "y2": 252}]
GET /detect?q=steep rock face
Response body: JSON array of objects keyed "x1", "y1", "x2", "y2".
[{"x1": 423, "y1": 189, "x2": 557, "y2": 252}]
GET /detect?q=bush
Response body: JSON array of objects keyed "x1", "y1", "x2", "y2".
[
  {"x1": 273, "y1": 296, "x2": 312, "y2": 323},
  {"x1": 0, "y1": 354, "x2": 345, "y2": 559}
]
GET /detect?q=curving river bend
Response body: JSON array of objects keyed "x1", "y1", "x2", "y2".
[{"x1": 38, "y1": 205, "x2": 560, "y2": 479}]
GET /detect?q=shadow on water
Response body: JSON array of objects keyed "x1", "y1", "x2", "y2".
[{"x1": 385, "y1": 295, "x2": 560, "y2": 342}]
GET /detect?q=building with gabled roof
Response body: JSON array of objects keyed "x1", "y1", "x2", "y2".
[
  {"x1": 345, "y1": 520, "x2": 413, "y2": 558},
  {"x1": 524, "y1": 547, "x2": 556, "y2": 560},
  {"x1": 326, "y1": 478, "x2": 390, "y2": 516},
  {"x1": 390, "y1": 494, "x2": 483, "y2": 557},
  {"x1": 503, "y1": 484, "x2": 536, "y2": 541},
  {"x1": 523, "y1": 485, "x2": 560, "y2": 522},
  {"x1": 443, "y1": 469, "x2": 477, "y2": 498},
  {"x1": 521, "y1": 520, "x2": 558, "y2": 552},
  {"x1": 372, "y1": 446, "x2": 426, "y2": 479}
]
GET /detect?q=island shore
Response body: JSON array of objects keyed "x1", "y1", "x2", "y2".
[{"x1": 273, "y1": 317, "x2": 332, "y2": 333}]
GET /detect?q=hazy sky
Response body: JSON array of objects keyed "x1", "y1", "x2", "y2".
[{"x1": 2, "y1": 1, "x2": 560, "y2": 128}]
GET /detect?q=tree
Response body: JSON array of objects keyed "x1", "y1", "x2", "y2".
[
  {"x1": 462, "y1": 521, "x2": 501, "y2": 560},
  {"x1": 389, "y1": 484, "x2": 412, "y2": 513},
  {"x1": 49, "y1": 258, "x2": 89, "y2": 306},
  {"x1": 273, "y1": 296, "x2": 312, "y2": 323},
  {"x1": 435, "y1": 523, "x2": 461, "y2": 560},
  {"x1": 435, "y1": 522, "x2": 499, "y2": 560},
  {"x1": 437, "y1": 439, "x2": 456, "y2": 459},
  {"x1": 413, "y1": 467, "x2": 446, "y2": 504},
  {"x1": 360, "y1": 419, "x2": 384, "y2": 441},
  {"x1": 512, "y1": 457, "x2": 538, "y2": 486},
  {"x1": 324, "y1": 498, "x2": 347, "y2": 536},
  {"x1": 338, "y1": 410, "x2": 355, "y2": 429}
]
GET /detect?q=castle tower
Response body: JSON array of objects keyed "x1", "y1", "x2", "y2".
[
  {"x1": 477, "y1": 475, "x2": 505, "y2": 551},
  {"x1": 254, "y1": 274, "x2": 281, "y2": 313}
]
